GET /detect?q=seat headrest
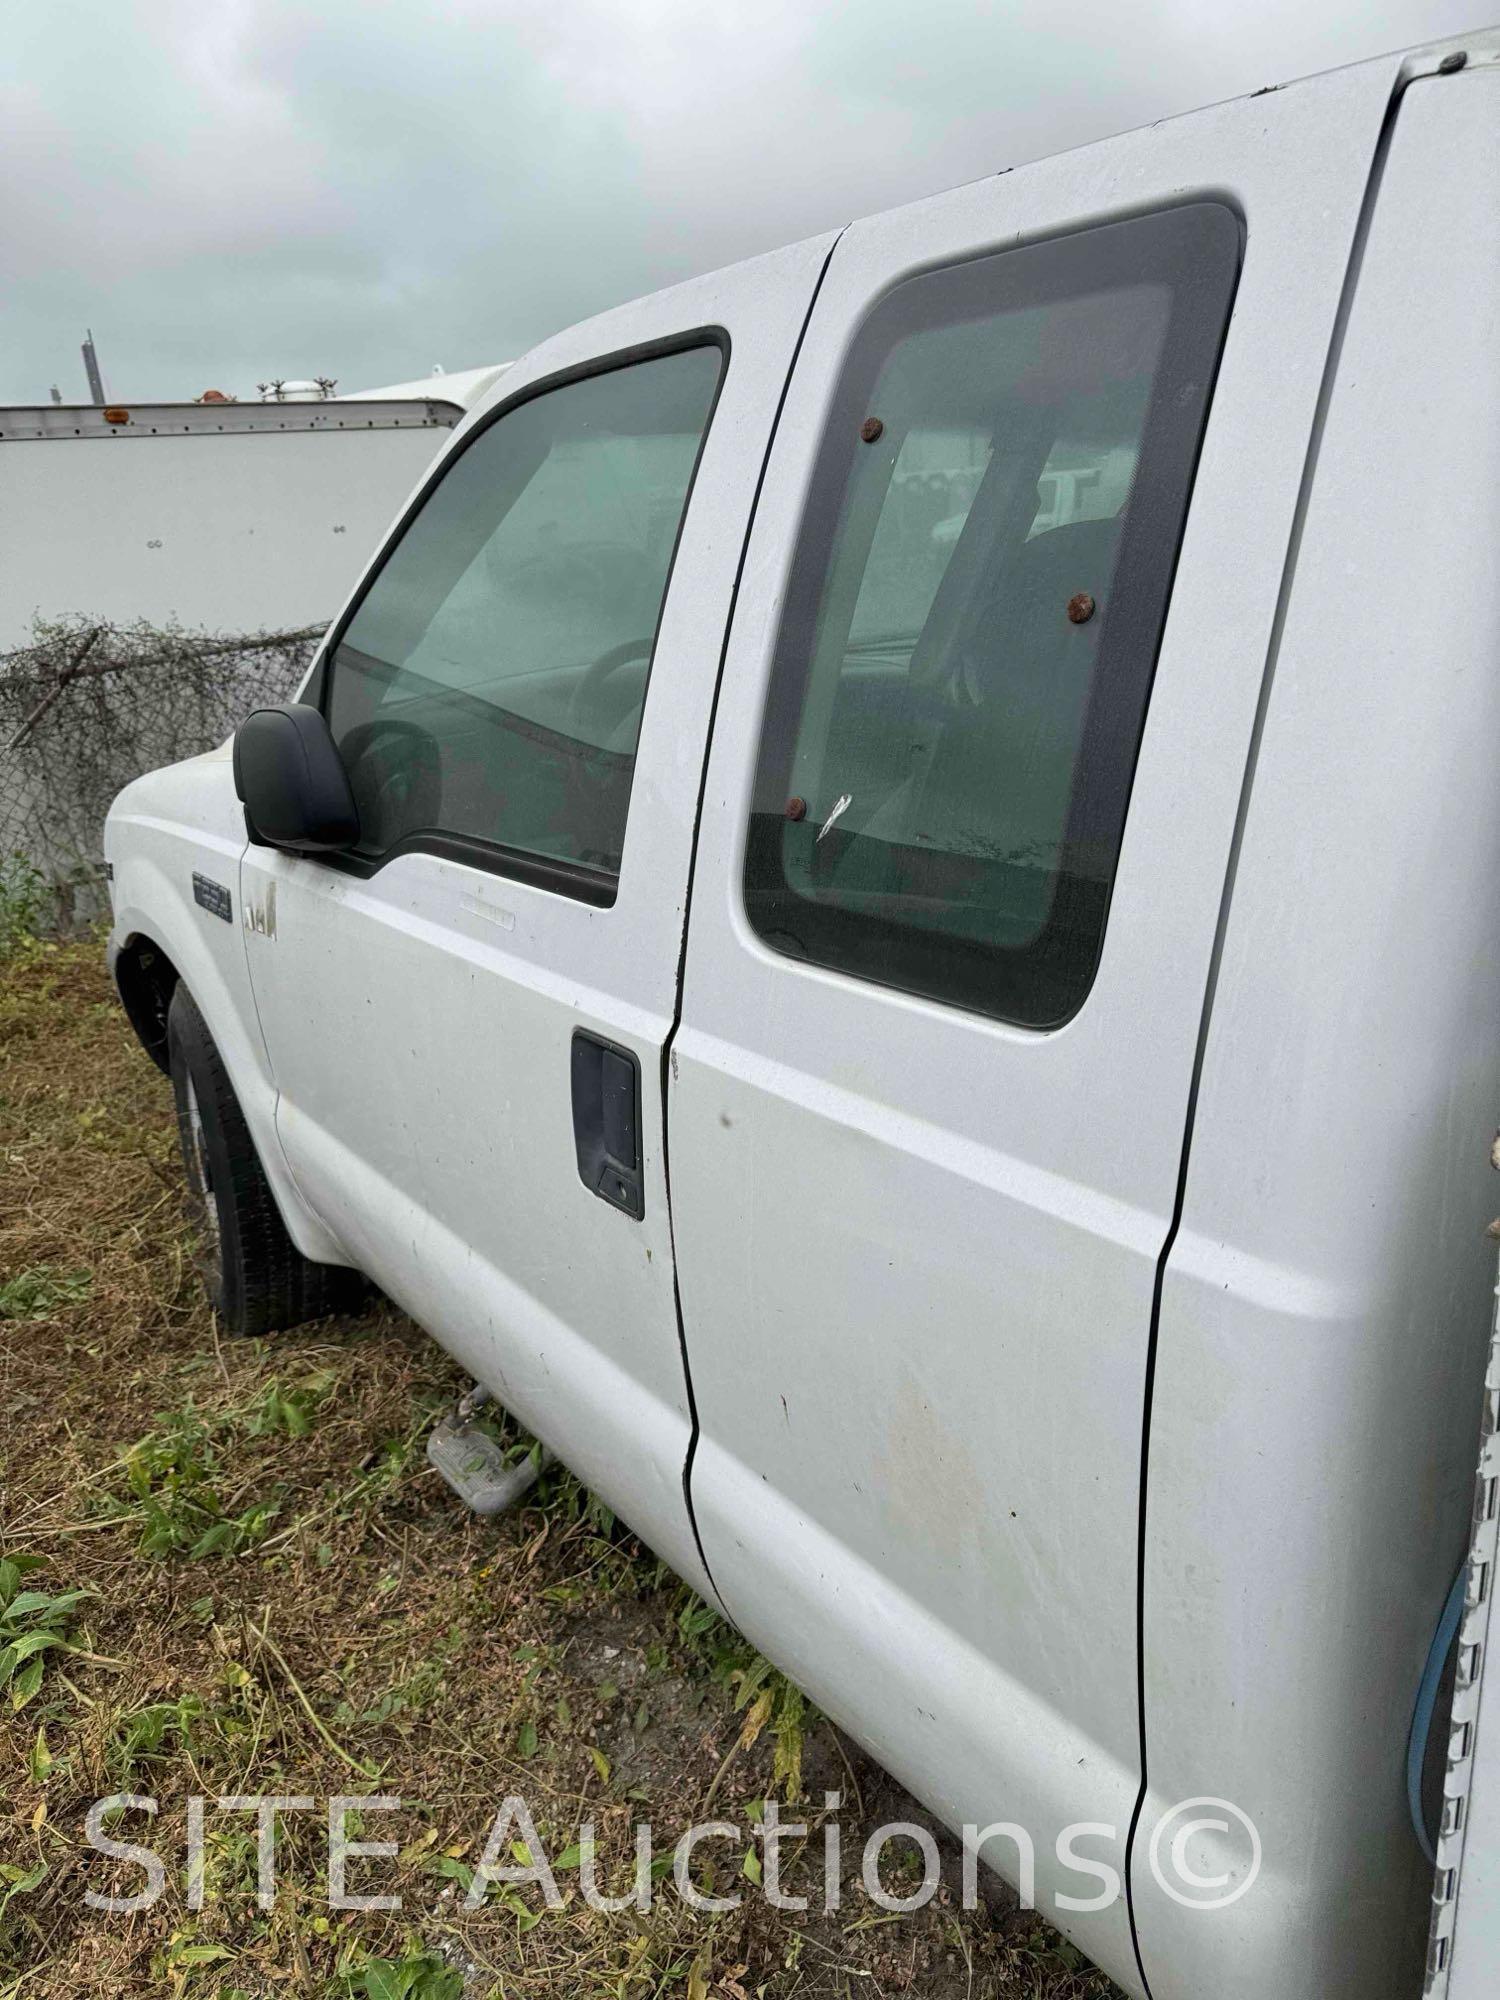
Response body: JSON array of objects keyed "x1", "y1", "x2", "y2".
[{"x1": 1011, "y1": 517, "x2": 1122, "y2": 619}]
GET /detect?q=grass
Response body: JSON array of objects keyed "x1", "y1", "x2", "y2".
[
  {"x1": 0, "y1": 933, "x2": 1122, "y2": 1999},
  {"x1": 0, "y1": 1558, "x2": 94, "y2": 1711},
  {"x1": 0, "y1": 856, "x2": 48, "y2": 962}
]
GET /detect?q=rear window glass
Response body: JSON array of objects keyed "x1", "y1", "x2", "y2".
[{"x1": 743, "y1": 204, "x2": 1239, "y2": 1027}]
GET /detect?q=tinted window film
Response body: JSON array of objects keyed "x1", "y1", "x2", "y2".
[
  {"x1": 745, "y1": 205, "x2": 1238, "y2": 1027},
  {"x1": 323, "y1": 343, "x2": 722, "y2": 893}
]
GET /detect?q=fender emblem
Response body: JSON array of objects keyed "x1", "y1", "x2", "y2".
[
  {"x1": 243, "y1": 880, "x2": 277, "y2": 940},
  {"x1": 192, "y1": 873, "x2": 232, "y2": 924}
]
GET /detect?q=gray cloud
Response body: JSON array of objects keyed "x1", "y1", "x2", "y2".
[{"x1": 0, "y1": 0, "x2": 1479, "y2": 402}]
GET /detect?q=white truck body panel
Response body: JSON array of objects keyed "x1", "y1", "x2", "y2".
[
  {"x1": 339, "y1": 364, "x2": 510, "y2": 407},
  {"x1": 106, "y1": 742, "x2": 347, "y2": 1270},
  {"x1": 1134, "y1": 65, "x2": 1500, "y2": 1998},
  {"x1": 102, "y1": 30, "x2": 1500, "y2": 2000}
]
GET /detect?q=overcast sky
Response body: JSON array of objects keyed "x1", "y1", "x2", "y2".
[{"x1": 2, "y1": 0, "x2": 1482, "y2": 404}]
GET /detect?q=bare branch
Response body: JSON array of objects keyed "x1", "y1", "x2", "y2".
[{"x1": 5, "y1": 626, "x2": 104, "y2": 752}]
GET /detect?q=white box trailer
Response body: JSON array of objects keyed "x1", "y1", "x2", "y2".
[{"x1": 0, "y1": 393, "x2": 471, "y2": 651}]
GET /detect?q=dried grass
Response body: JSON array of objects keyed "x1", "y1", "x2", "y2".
[{"x1": 0, "y1": 936, "x2": 1119, "y2": 2000}]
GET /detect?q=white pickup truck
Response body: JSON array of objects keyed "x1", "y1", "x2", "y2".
[{"x1": 103, "y1": 31, "x2": 1500, "y2": 1999}]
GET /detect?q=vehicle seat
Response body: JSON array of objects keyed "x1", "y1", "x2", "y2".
[{"x1": 829, "y1": 516, "x2": 1122, "y2": 945}]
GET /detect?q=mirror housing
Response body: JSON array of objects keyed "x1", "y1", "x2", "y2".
[{"x1": 232, "y1": 703, "x2": 360, "y2": 852}]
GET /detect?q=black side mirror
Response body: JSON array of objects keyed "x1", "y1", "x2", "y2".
[{"x1": 233, "y1": 703, "x2": 360, "y2": 852}]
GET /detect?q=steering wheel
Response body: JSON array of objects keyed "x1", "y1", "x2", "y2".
[
  {"x1": 338, "y1": 718, "x2": 442, "y2": 848},
  {"x1": 567, "y1": 637, "x2": 654, "y2": 743}
]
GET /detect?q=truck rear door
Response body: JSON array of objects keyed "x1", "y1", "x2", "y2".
[{"x1": 665, "y1": 65, "x2": 1398, "y2": 1995}]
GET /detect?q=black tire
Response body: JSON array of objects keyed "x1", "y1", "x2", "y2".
[{"x1": 167, "y1": 984, "x2": 362, "y2": 1335}]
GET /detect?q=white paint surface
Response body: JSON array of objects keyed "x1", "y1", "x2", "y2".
[{"x1": 1, "y1": 404, "x2": 460, "y2": 648}]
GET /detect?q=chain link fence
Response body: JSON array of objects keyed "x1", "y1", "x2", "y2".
[{"x1": 0, "y1": 615, "x2": 324, "y2": 928}]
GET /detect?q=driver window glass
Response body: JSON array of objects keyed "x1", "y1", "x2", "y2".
[{"x1": 323, "y1": 343, "x2": 722, "y2": 884}]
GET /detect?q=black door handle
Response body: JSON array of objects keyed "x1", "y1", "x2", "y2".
[{"x1": 570, "y1": 1031, "x2": 644, "y2": 1219}]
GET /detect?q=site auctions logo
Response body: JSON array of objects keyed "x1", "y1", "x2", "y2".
[{"x1": 79, "y1": 1791, "x2": 1262, "y2": 1920}]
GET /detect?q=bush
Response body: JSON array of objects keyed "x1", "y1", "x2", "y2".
[{"x1": 0, "y1": 852, "x2": 47, "y2": 957}]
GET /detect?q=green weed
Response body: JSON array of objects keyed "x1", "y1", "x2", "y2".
[
  {"x1": 110, "y1": 1692, "x2": 207, "y2": 1780},
  {"x1": 0, "y1": 1266, "x2": 92, "y2": 1321},
  {"x1": 0, "y1": 1857, "x2": 48, "y2": 1971},
  {"x1": 0, "y1": 1552, "x2": 92, "y2": 1709},
  {"x1": 332, "y1": 1641, "x2": 454, "y2": 1734},
  {"x1": 335, "y1": 1947, "x2": 464, "y2": 2000},
  {"x1": 245, "y1": 1371, "x2": 336, "y2": 1439},
  {"x1": 0, "y1": 852, "x2": 47, "y2": 958},
  {"x1": 677, "y1": 1597, "x2": 810, "y2": 1801},
  {"x1": 109, "y1": 1408, "x2": 280, "y2": 1559}
]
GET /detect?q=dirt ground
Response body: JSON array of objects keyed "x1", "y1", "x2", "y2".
[{"x1": 0, "y1": 932, "x2": 1123, "y2": 2000}]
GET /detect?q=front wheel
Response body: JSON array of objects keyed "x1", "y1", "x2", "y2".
[{"x1": 167, "y1": 984, "x2": 362, "y2": 1335}]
